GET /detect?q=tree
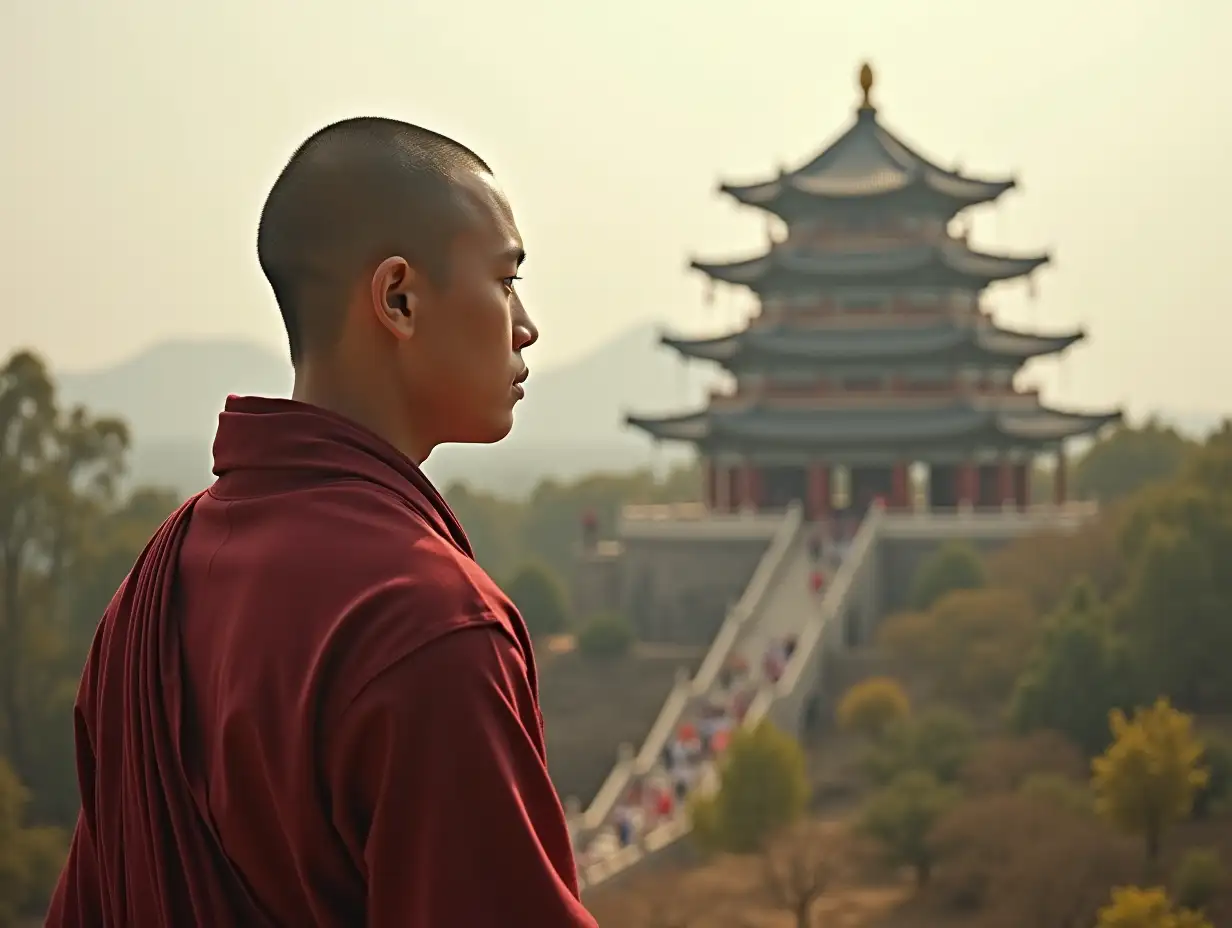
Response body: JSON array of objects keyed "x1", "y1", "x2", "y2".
[
  {"x1": 504, "y1": 563, "x2": 569, "y2": 638},
  {"x1": 960, "y1": 730, "x2": 1087, "y2": 795},
  {"x1": 1192, "y1": 734, "x2": 1232, "y2": 820},
  {"x1": 835, "y1": 677, "x2": 910, "y2": 740},
  {"x1": 1114, "y1": 436, "x2": 1232, "y2": 712},
  {"x1": 1074, "y1": 421, "x2": 1193, "y2": 503},
  {"x1": 986, "y1": 508, "x2": 1126, "y2": 615},
  {"x1": 930, "y1": 792, "x2": 1138, "y2": 924},
  {"x1": 907, "y1": 541, "x2": 986, "y2": 610},
  {"x1": 880, "y1": 587, "x2": 1037, "y2": 706},
  {"x1": 576, "y1": 612, "x2": 634, "y2": 661},
  {"x1": 863, "y1": 707, "x2": 976, "y2": 787},
  {"x1": 705, "y1": 721, "x2": 809, "y2": 853},
  {"x1": 1092, "y1": 699, "x2": 1210, "y2": 867},
  {"x1": 1010, "y1": 581, "x2": 1141, "y2": 755},
  {"x1": 0, "y1": 351, "x2": 129, "y2": 789},
  {"x1": 859, "y1": 770, "x2": 957, "y2": 887},
  {"x1": 1095, "y1": 885, "x2": 1212, "y2": 928},
  {"x1": 759, "y1": 822, "x2": 850, "y2": 928},
  {"x1": 0, "y1": 758, "x2": 66, "y2": 926},
  {"x1": 1170, "y1": 849, "x2": 1222, "y2": 914}
]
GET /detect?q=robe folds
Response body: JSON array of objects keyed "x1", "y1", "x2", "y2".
[{"x1": 48, "y1": 396, "x2": 597, "y2": 927}]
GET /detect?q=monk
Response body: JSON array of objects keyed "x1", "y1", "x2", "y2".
[{"x1": 47, "y1": 118, "x2": 598, "y2": 926}]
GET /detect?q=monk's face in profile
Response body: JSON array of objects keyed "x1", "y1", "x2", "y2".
[{"x1": 373, "y1": 170, "x2": 537, "y2": 449}]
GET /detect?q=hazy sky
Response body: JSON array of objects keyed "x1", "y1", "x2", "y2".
[{"x1": 2, "y1": 0, "x2": 1229, "y2": 419}]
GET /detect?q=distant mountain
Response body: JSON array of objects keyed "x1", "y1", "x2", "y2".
[
  {"x1": 58, "y1": 329, "x2": 1224, "y2": 499},
  {"x1": 57, "y1": 324, "x2": 717, "y2": 497}
]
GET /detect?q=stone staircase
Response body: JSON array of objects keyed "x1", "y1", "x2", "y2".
[{"x1": 575, "y1": 502, "x2": 1098, "y2": 891}]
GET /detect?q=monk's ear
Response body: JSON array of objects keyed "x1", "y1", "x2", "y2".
[{"x1": 370, "y1": 256, "x2": 418, "y2": 341}]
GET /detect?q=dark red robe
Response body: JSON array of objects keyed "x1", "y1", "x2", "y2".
[{"x1": 48, "y1": 396, "x2": 597, "y2": 927}]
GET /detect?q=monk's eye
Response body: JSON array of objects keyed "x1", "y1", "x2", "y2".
[{"x1": 502, "y1": 275, "x2": 522, "y2": 293}]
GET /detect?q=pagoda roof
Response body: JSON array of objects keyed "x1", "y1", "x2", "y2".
[
  {"x1": 691, "y1": 239, "x2": 1049, "y2": 292},
  {"x1": 719, "y1": 65, "x2": 1015, "y2": 217},
  {"x1": 626, "y1": 401, "x2": 1121, "y2": 450},
  {"x1": 662, "y1": 321, "x2": 1083, "y2": 368}
]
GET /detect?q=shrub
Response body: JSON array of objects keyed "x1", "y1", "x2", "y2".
[
  {"x1": 1019, "y1": 773, "x2": 1093, "y2": 816},
  {"x1": 930, "y1": 792, "x2": 1137, "y2": 921},
  {"x1": 1192, "y1": 734, "x2": 1232, "y2": 820},
  {"x1": 836, "y1": 677, "x2": 911, "y2": 740},
  {"x1": 576, "y1": 612, "x2": 634, "y2": 661},
  {"x1": 504, "y1": 563, "x2": 570, "y2": 638},
  {"x1": 1096, "y1": 885, "x2": 1212, "y2": 928},
  {"x1": 860, "y1": 770, "x2": 958, "y2": 887},
  {"x1": 1171, "y1": 848, "x2": 1223, "y2": 913},
  {"x1": 907, "y1": 541, "x2": 986, "y2": 611},
  {"x1": 864, "y1": 707, "x2": 976, "y2": 787},
  {"x1": 960, "y1": 731, "x2": 1087, "y2": 795}
]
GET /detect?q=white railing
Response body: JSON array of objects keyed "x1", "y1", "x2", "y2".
[
  {"x1": 692, "y1": 501, "x2": 804, "y2": 694},
  {"x1": 576, "y1": 502, "x2": 802, "y2": 836}
]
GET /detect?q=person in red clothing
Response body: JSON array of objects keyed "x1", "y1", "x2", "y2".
[{"x1": 47, "y1": 119, "x2": 597, "y2": 927}]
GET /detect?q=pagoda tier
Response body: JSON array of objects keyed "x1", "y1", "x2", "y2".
[
  {"x1": 626, "y1": 402, "x2": 1121, "y2": 454},
  {"x1": 718, "y1": 64, "x2": 1015, "y2": 222},
  {"x1": 661, "y1": 321, "x2": 1084, "y2": 373},
  {"x1": 690, "y1": 239, "x2": 1049, "y2": 295}
]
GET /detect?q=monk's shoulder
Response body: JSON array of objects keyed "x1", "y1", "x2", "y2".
[{"x1": 316, "y1": 482, "x2": 527, "y2": 695}]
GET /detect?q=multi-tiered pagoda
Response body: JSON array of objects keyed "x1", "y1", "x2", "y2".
[{"x1": 628, "y1": 63, "x2": 1120, "y2": 519}]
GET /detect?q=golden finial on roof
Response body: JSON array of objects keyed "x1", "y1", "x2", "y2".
[{"x1": 858, "y1": 61, "x2": 875, "y2": 109}]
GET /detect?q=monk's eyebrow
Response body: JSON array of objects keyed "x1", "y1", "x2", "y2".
[{"x1": 499, "y1": 245, "x2": 526, "y2": 267}]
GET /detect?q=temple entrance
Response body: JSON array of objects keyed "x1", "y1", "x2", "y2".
[
  {"x1": 929, "y1": 463, "x2": 958, "y2": 509},
  {"x1": 761, "y1": 465, "x2": 808, "y2": 509},
  {"x1": 850, "y1": 466, "x2": 893, "y2": 514}
]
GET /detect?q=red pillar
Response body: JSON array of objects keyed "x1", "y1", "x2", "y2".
[
  {"x1": 749, "y1": 465, "x2": 763, "y2": 511},
  {"x1": 957, "y1": 460, "x2": 977, "y2": 507},
  {"x1": 1014, "y1": 462, "x2": 1031, "y2": 511},
  {"x1": 806, "y1": 462, "x2": 830, "y2": 520},
  {"x1": 890, "y1": 461, "x2": 909, "y2": 510},
  {"x1": 998, "y1": 458, "x2": 1014, "y2": 508},
  {"x1": 1054, "y1": 448, "x2": 1067, "y2": 506},
  {"x1": 736, "y1": 461, "x2": 757, "y2": 511},
  {"x1": 703, "y1": 457, "x2": 716, "y2": 511}
]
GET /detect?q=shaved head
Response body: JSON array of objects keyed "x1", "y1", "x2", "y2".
[{"x1": 257, "y1": 117, "x2": 491, "y2": 363}]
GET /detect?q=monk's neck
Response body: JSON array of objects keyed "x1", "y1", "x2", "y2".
[{"x1": 291, "y1": 363, "x2": 433, "y2": 465}]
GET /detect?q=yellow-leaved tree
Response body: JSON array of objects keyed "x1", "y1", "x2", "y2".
[
  {"x1": 1095, "y1": 885, "x2": 1212, "y2": 928},
  {"x1": 1091, "y1": 699, "x2": 1209, "y2": 867},
  {"x1": 836, "y1": 677, "x2": 911, "y2": 741}
]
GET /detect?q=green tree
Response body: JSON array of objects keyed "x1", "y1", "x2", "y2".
[
  {"x1": 0, "y1": 349, "x2": 177, "y2": 825},
  {"x1": 1092, "y1": 699, "x2": 1210, "y2": 867},
  {"x1": 504, "y1": 563, "x2": 570, "y2": 638},
  {"x1": 1115, "y1": 436, "x2": 1232, "y2": 711},
  {"x1": 880, "y1": 587, "x2": 1036, "y2": 706},
  {"x1": 703, "y1": 721, "x2": 809, "y2": 853},
  {"x1": 1096, "y1": 885, "x2": 1212, "y2": 928},
  {"x1": 0, "y1": 352, "x2": 128, "y2": 786},
  {"x1": 860, "y1": 770, "x2": 958, "y2": 886},
  {"x1": 1170, "y1": 848, "x2": 1222, "y2": 914},
  {"x1": 0, "y1": 758, "x2": 67, "y2": 926},
  {"x1": 864, "y1": 707, "x2": 976, "y2": 787},
  {"x1": 835, "y1": 677, "x2": 910, "y2": 740},
  {"x1": 1191, "y1": 734, "x2": 1232, "y2": 820},
  {"x1": 575, "y1": 612, "x2": 635, "y2": 661},
  {"x1": 907, "y1": 541, "x2": 986, "y2": 610},
  {"x1": 1074, "y1": 421, "x2": 1193, "y2": 503},
  {"x1": 1010, "y1": 581, "x2": 1140, "y2": 755}
]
